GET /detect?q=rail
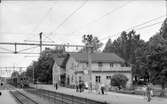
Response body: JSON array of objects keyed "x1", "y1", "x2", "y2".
[
  {"x1": 10, "y1": 90, "x2": 39, "y2": 104},
  {"x1": 25, "y1": 88, "x2": 108, "y2": 104}
]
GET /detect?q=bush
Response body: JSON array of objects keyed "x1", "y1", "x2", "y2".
[{"x1": 111, "y1": 74, "x2": 128, "y2": 88}]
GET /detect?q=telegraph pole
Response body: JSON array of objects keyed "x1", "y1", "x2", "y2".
[
  {"x1": 39, "y1": 32, "x2": 43, "y2": 53},
  {"x1": 166, "y1": 0, "x2": 167, "y2": 18},
  {"x1": 87, "y1": 44, "x2": 93, "y2": 92},
  {"x1": 83, "y1": 34, "x2": 93, "y2": 92}
]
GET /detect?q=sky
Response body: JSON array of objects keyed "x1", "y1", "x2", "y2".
[{"x1": 0, "y1": 0, "x2": 166, "y2": 76}]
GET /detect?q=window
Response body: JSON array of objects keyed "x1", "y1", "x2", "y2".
[
  {"x1": 95, "y1": 76, "x2": 101, "y2": 83},
  {"x1": 71, "y1": 75, "x2": 74, "y2": 82},
  {"x1": 79, "y1": 76, "x2": 82, "y2": 82},
  {"x1": 98, "y1": 62, "x2": 103, "y2": 67},
  {"x1": 86, "y1": 63, "x2": 88, "y2": 67},
  {"x1": 106, "y1": 76, "x2": 111, "y2": 79},
  {"x1": 110, "y1": 63, "x2": 113, "y2": 67},
  {"x1": 114, "y1": 63, "x2": 120, "y2": 67}
]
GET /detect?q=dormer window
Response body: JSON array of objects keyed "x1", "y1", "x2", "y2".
[
  {"x1": 110, "y1": 63, "x2": 113, "y2": 67},
  {"x1": 98, "y1": 62, "x2": 103, "y2": 67}
]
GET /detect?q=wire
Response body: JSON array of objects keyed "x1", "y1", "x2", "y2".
[
  {"x1": 43, "y1": 33, "x2": 56, "y2": 43},
  {"x1": 45, "y1": 0, "x2": 88, "y2": 43},
  {"x1": 71, "y1": 1, "x2": 132, "y2": 34},
  {"x1": 0, "y1": 46, "x2": 13, "y2": 52},
  {"x1": 25, "y1": 6, "x2": 55, "y2": 42},
  {"x1": 126, "y1": 15, "x2": 165, "y2": 31},
  {"x1": 136, "y1": 21, "x2": 163, "y2": 30},
  {"x1": 32, "y1": 7, "x2": 53, "y2": 32},
  {"x1": 100, "y1": 21, "x2": 163, "y2": 41},
  {"x1": 99, "y1": 16, "x2": 165, "y2": 41},
  {"x1": 18, "y1": 46, "x2": 39, "y2": 52},
  {"x1": 0, "y1": 52, "x2": 40, "y2": 54},
  {"x1": 0, "y1": 32, "x2": 35, "y2": 35},
  {"x1": 54, "y1": 0, "x2": 88, "y2": 32}
]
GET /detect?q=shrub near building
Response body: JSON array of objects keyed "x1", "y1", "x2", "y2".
[{"x1": 111, "y1": 74, "x2": 128, "y2": 89}]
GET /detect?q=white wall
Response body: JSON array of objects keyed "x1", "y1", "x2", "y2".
[
  {"x1": 65, "y1": 56, "x2": 132, "y2": 88},
  {"x1": 52, "y1": 62, "x2": 61, "y2": 85},
  {"x1": 66, "y1": 57, "x2": 79, "y2": 85},
  {"x1": 91, "y1": 63, "x2": 131, "y2": 71},
  {"x1": 91, "y1": 72, "x2": 132, "y2": 88}
]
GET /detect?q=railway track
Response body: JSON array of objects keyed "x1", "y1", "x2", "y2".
[
  {"x1": 0, "y1": 83, "x2": 17, "y2": 90},
  {"x1": 10, "y1": 90, "x2": 39, "y2": 104}
]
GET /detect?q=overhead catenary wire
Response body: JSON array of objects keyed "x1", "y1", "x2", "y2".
[
  {"x1": 71, "y1": 1, "x2": 132, "y2": 34},
  {"x1": 126, "y1": 15, "x2": 165, "y2": 31},
  {"x1": 44, "y1": 0, "x2": 88, "y2": 43},
  {"x1": 135, "y1": 21, "x2": 163, "y2": 30},
  {"x1": 0, "y1": 46, "x2": 13, "y2": 52},
  {"x1": 54, "y1": 0, "x2": 88, "y2": 32},
  {"x1": 18, "y1": 46, "x2": 39, "y2": 52},
  {"x1": 0, "y1": 52, "x2": 40, "y2": 54},
  {"x1": 100, "y1": 21, "x2": 163, "y2": 42},
  {"x1": 31, "y1": 7, "x2": 53, "y2": 33},
  {"x1": 99, "y1": 16, "x2": 165, "y2": 42},
  {"x1": 166, "y1": 0, "x2": 167, "y2": 17},
  {"x1": 42, "y1": 33, "x2": 56, "y2": 43},
  {"x1": 0, "y1": 32, "x2": 35, "y2": 35}
]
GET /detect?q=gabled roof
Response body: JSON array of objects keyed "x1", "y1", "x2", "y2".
[
  {"x1": 69, "y1": 52, "x2": 125, "y2": 63},
  {"x1": 54, "y1": 58, "x2": 65, "y2": 66},
  {"x1": 53, "y1": 54, "x2": 69, "y2": 68}
]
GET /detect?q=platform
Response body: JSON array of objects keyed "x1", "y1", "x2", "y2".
[
  {"x1": 0, "y1": 90, "x2": 17, "y2": 104},
  {"x1": 31, "y1": 84, "x2": 167, "y2": 104}
]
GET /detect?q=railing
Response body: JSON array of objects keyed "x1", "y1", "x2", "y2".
[{"x1": 25, "y1": 88, "x2": 108, "y2": 104}]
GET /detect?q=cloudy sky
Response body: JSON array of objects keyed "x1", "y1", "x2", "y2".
[{"x1": 0, "y1": 0, "x2": 166, "y2": 76}]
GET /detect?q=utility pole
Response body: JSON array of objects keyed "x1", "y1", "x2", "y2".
[
  {"x1": 39, "y1": 32, "x2": 43, "y2": 53},
  {"x1": 87, "y1": 44, "x2": 93, "y2": 92},
  {"x1": 83, "y1": 34, "x2": 93, "y2": 92},
  {"x1": 166, "y1": 0, "x2": 167, "y2": 18},
  {"x1": 165, "y1": 0, "x2": 167, "y2": 18},
  {"x1": 36, "y1": 32, "x2": 43, "y2": 88},
  {"x1": 33, "y1": 65, "x2": 35, "y2": 84}
]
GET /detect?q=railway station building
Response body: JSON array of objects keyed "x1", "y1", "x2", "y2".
[{"x1": 52, "y1": 52, "x2": 132, "y2": 89}]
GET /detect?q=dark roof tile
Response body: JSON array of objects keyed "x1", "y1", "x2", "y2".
[{"x1": 70, "y1": 52, "x2": 125, "y2": 63}]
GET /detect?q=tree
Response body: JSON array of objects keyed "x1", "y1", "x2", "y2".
[
  {"x1": 103, "y1": 30, "x2": 147, "y2": 83},
  {"x1": 146, "y1": 34, "x2": 167, "y2": 96},
  {"x1": 103, "y1": 30, "x2": 141, "y2": 64},
  {"x1": 110, "y1": 74, "x2": 128, "y2": 88},
  {"x1": 25, "y1": 61, "x2": 37, "y2": 83},
  {"x1": 139, "y1": 18, "x2": 167, "y2": 96},
  {"x1": 81, "y1": 34, "x2": 103, "y2": 52},
  {"x1": 103, "y1": 39, "x2": 113, "y2": 52},
  {"x1": 35, "y1": 48, "x2": 56, "y2": 84},
  {"x1": 25, "y1": 47, "x2": 67, "y2": 84}
]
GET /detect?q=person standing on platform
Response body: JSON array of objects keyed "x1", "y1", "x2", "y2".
[
  {"x1": 143, "y1": 85, "x2": 147, "y2": 99},
  {"x1": 55, "y1": 83, "x2": 58, "y2": 90},
  {"x1": 79, "y1": 82, "x2": 82, "y2": 92},
  {"x1": 146, "y1": 84, "x2": 152, "y2": 102},
  {"x1": 101, "y1": 83, "x2": 105, "y2": 94}
]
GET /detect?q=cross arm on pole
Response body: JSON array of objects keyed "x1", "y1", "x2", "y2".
[{"x1": 0, "y1": 42, "x2": 84, "y2": 47}]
